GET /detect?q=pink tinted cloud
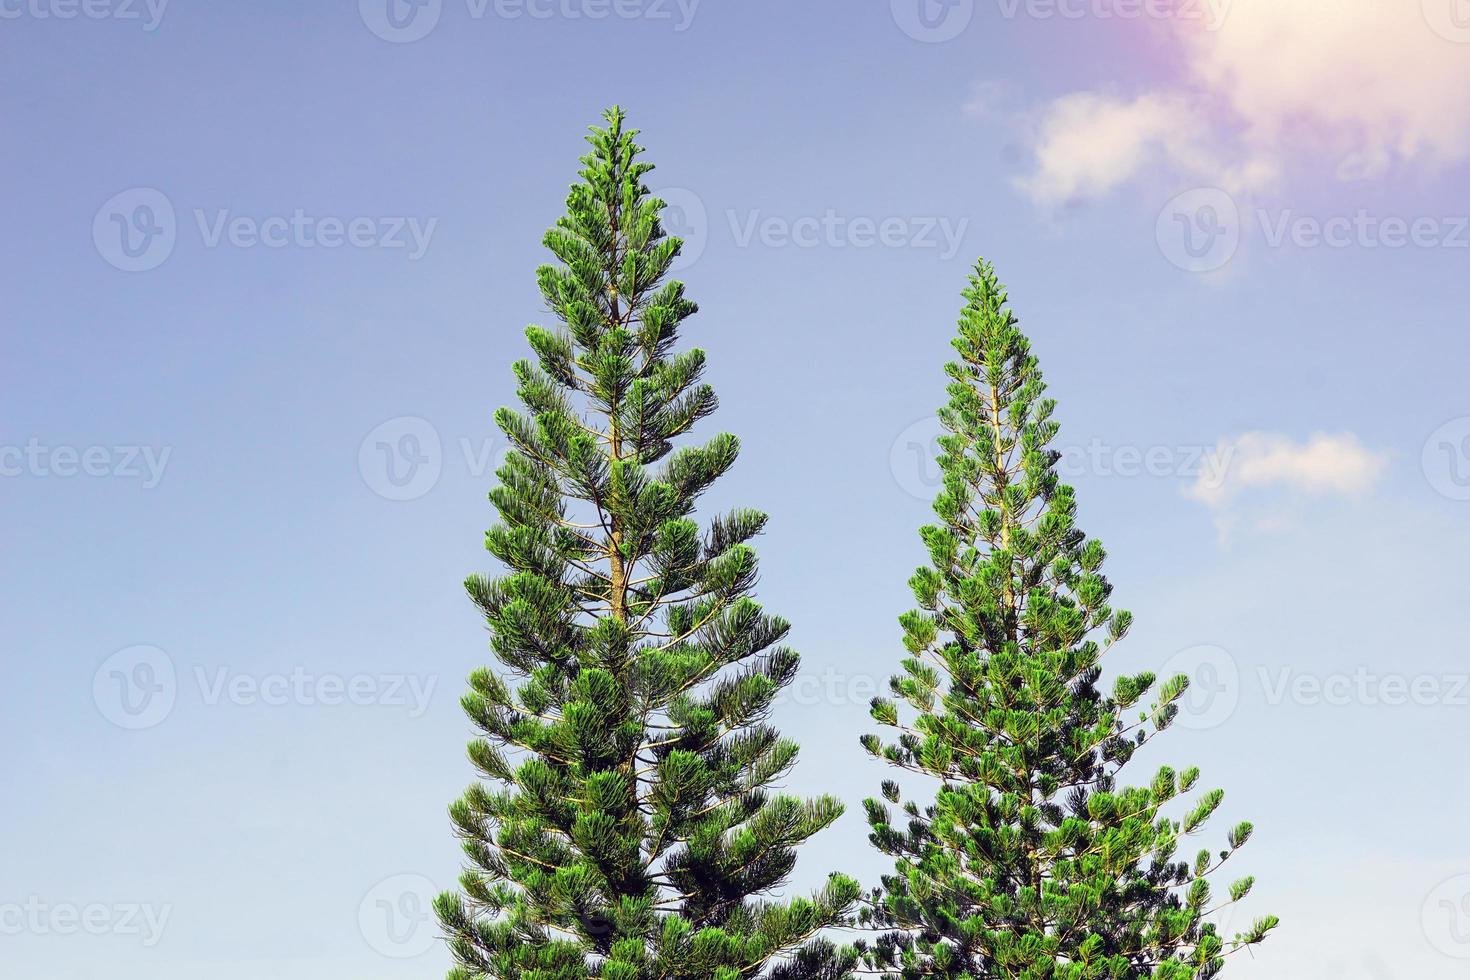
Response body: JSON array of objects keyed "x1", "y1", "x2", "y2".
[{"x1": 1018, "y1": 0, "x2": 1470, "y2": 206}]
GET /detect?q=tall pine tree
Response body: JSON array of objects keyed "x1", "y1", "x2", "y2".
[
  {"x1": 859, "y1": 261, "x2": 1276, "y2": 979},
  {"x1": 435, "y1": 108, "x2": 858, "y2": 980}
]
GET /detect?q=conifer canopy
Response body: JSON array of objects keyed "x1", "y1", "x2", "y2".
[
  {"x1": 859, "y1": 261, "x2": 1277, "y2": 979},
  {"x1": 435, "y1": 108, "x2": 859, "y2": 980}
]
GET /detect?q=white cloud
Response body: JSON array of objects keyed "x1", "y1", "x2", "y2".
[
  {"x1": 1019, "y1": 91, "x2": 1278, "y2": 207},
  {"x1": 1192, "y1": 0, "x2": 1470, "y2": 174},
  {"x1": 963, "y1": 79, "x2": 1012, "y2": 120},
  {"x1": 1185, "y1": 431, "x2": 1389, "y2": 543},
  {"x1": 1016, "y1": 0, "x2": 1470, "y2": 205}
]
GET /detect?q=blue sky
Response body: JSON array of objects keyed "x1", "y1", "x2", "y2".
[{"x1": 4, "y1": 2, "x2": 1470, "y2": 977}]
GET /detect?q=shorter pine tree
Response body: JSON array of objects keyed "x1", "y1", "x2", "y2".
[{"x1": 859, "y1": 260, "x2": 1276, "y2": 979}]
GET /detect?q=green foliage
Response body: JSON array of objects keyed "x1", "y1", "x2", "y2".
[
  {"x1": 858, "y1": 261, "x2": 1276, "y2": 979},
  {"x1": 438, "y1": 108, "x2": 858, "y2": 980}
]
